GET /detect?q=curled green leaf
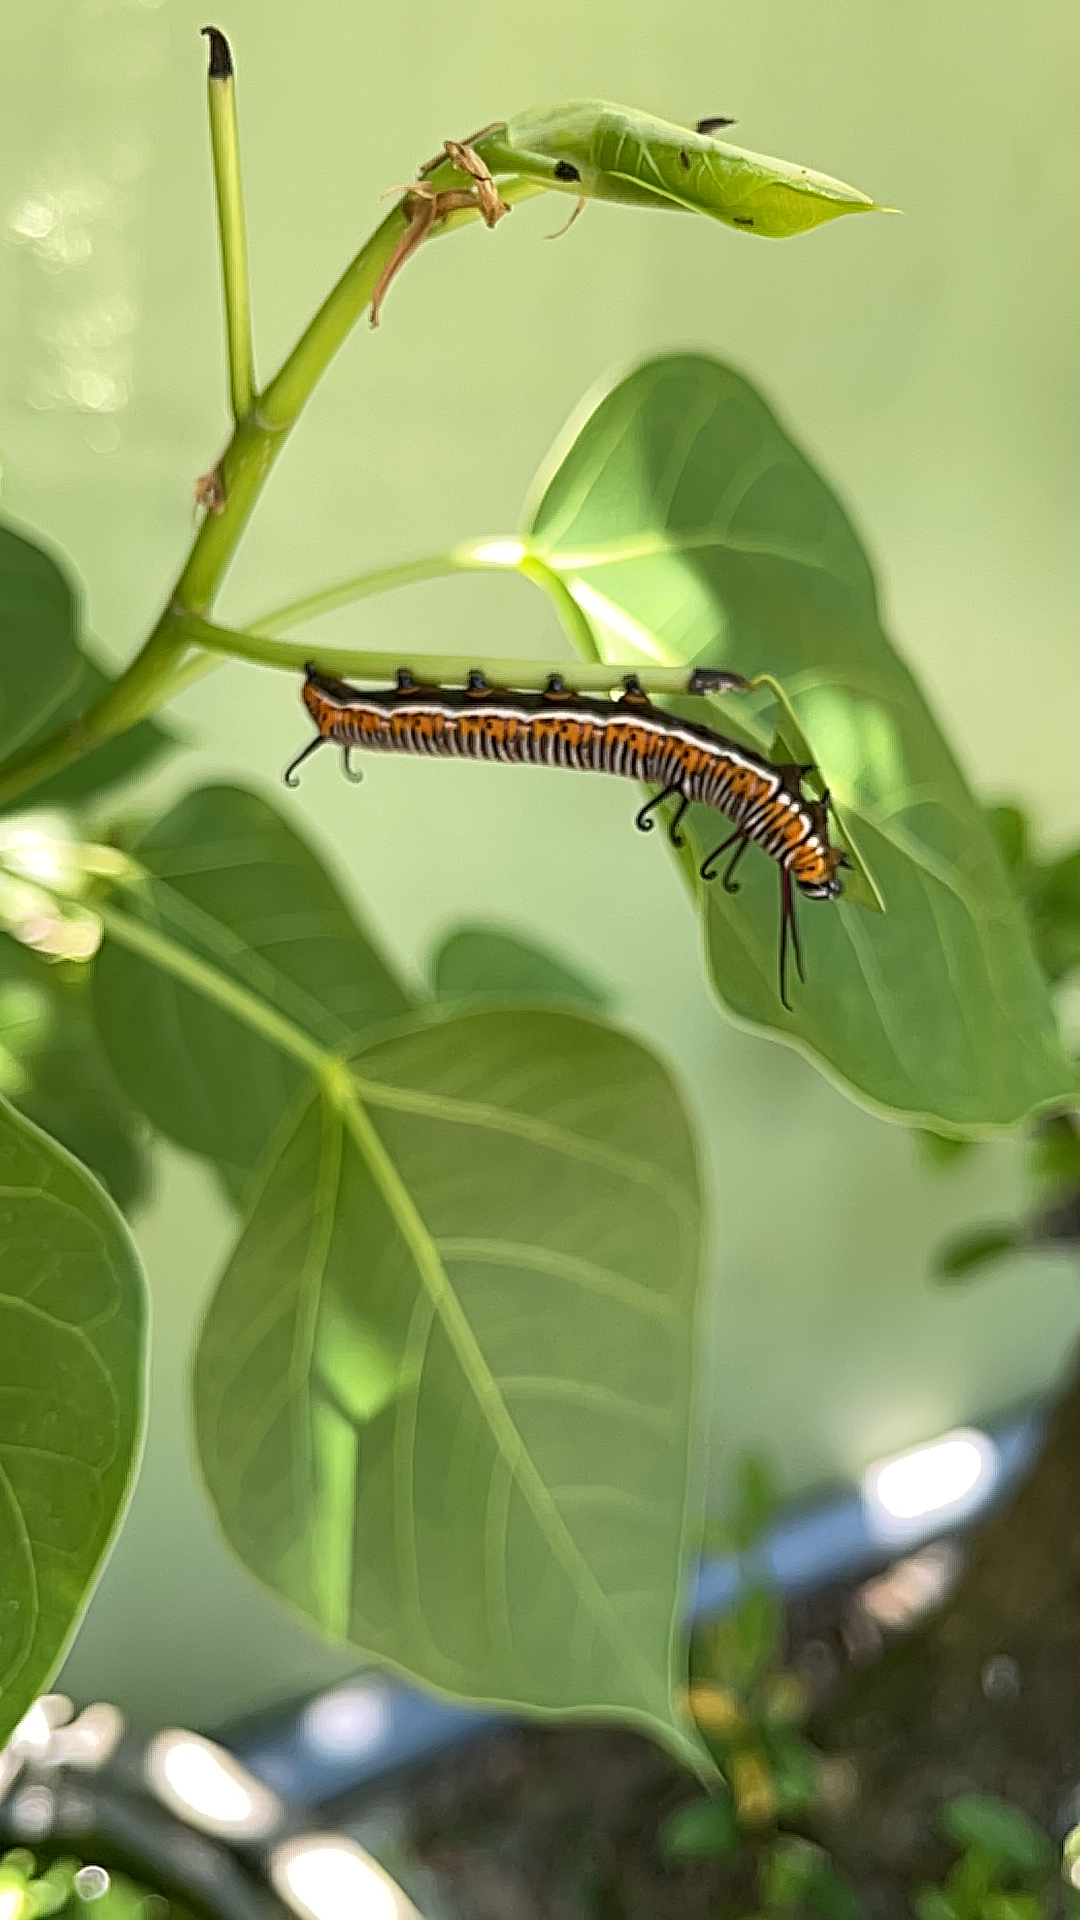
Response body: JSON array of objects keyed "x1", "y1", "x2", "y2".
[{"x1": 468, "y1": 105, "x2": 885, "y2": 238}]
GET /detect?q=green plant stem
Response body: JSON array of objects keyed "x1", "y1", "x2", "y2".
[
  {"x1": 0, "y1": 178, "x2": 547, "y2": 813},
  {"x1": 204, "y1": 29, "x2": 256, "y2": 421},
  {"x1": 95, "y1": 892, "x2": 386, "y2": 1132},
  {"x1": 518, "y1": 553, "x2": 602, "y2": 661},
  {"x1": 178, "y1": 612, "x2": 734, "y2": 697},
  {"x1": 172, "y1": 174, "x2": 543, "y2": 614},
  {"x1": 152, "y1": 648, "x2": 222, "y2": 705},
  {"x1": 249, "y1": 538, "x2": 599, "y2": 658},
  {"x1": 257, "y1": 175, "x2": 544, "y2": 435},
  {"x1": 249, "y1": 547, "x2": 524, "y2": 634},
  {"x1": 0, "y1": 626, "x2": 189, "y2": 811}
]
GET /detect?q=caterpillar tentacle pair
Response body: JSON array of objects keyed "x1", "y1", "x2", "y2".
[{"x1": 287, "y1": 664, "x2": 847, "y2": 1008}]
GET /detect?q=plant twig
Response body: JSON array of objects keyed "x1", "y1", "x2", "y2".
[
  {"x1": 202, "y1": 26, "x2": 256, "y2": 422},
  {"x1": 246, "y1": 539, "x2": 598, "y2": 659},
  {"x1": 247, "y1": 546, "x2": 526, "y2": 635},
  {"x1": 0, "y1": 36, "x2": 550, "y2": 813},
  {"x1": 517, "y1": 551, "x2": 601, "y2": 660},
  {"x1": 256, "y1": 174, "x2": 542, "y2": 434},
  {"x1": 176, "y1": 613, "x2": 747, "y2": 698},
  {"x1": 0, "y1": 626, "x2": 189, "y2": 811}
]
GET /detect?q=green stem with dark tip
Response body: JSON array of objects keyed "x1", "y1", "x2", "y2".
[
  {"x1": 173, "y1": 613, "x2": 732, "y2": 698},
  {"x1": 0, "y1": 143, "x2": 539, "y2": 812},
  {"x1": 202, "y1": 25, "x2": 256, "y2": 422}
]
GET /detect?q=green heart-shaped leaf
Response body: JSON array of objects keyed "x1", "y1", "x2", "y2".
[
  {"x1": 0, "y1": 1098, "x2": 144, "y2": 1742},
  {"x1": 527, "y1": 355, "x2": 1074, "y2": 1132},
  {"x1": 195, "y1": 1006, "x2": 704, "y2": 1763}
]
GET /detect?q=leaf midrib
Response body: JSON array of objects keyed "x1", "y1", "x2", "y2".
[
  {"x1": 352, "y1": 1072, "x2": 691, "y2": 1217},
  {"x1": 339, "y1": 1085, "x2": 678, "y2": 1726}
]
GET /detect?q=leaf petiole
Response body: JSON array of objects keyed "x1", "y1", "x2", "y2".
[
  {"x1": 175, "y1": 611, "x2": 747, "y2": 698},
  {"x1": 95, "y1": 893, "x2": 331, "y2": 1082}
]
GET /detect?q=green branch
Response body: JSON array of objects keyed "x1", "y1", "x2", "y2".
[
  {"x1": 203, "y1": 26, "x2": 256, "y2": 422},
  {"x1": 248, "y1": 537, "x2": 599, "y2": 658},
  {"x1": 0, "y1": 626, "x2": 190, "y2": 811},
  {"x1": 0, "y1": 180, "x2": 544, "y2": 811},
  {"x1": 517, "y1": 552, "x2": 601, "y2": 661},
  {"x1": 256, "y1": 175, "x2": 544, "y2": 436},
  {"x1": 249, "y1": 545, "x2": 527, "y2": 635},
  {"x1": 0, "y1": 73, "x2": 882, "y2": 821},
  {"x1": 179, "y1": 612, "x2": 737, "y2": 698}
]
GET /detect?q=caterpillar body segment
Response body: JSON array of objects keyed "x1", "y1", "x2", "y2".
[{"x1": 289, "y1": 665, "x2": 846, "y2": 1006}]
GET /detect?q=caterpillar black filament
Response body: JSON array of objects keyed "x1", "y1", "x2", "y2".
[{"x1": 286, "y1": 664, "x2": 848, "y2": 1008}]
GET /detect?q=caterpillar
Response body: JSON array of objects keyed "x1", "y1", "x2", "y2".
[{"x1": 286, "y1": 664, "x2": 848, "y2": 1008}]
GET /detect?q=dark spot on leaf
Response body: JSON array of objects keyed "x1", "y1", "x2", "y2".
[
  {"x1": 679, "y1": 150, "x2": 691, "y2": 169},
  {"x1": 553, "y1": 160, "x2": 581, "y2": 182},
  {"x1": 696, "y1": 116, "x2": 736, "y2": 134},
  {"x1": 734, "y1": 216, "x2": 754, "y2": 227}
]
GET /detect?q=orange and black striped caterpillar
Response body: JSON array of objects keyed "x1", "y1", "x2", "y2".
[{"x1": 286, "y1": 664, "x2": 849, "y2": 1008}]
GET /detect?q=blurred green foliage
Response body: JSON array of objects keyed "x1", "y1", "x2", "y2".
[
  {"x1": 661, "y1": 1456, "x2": 859, "y2": 1909},
  {"x1": 0, "y1": 1848, "x2": 171, "y2": 1919},
  {"x1": 988, "y1": 807, "x2": 1080, "y2": 989},
  {"x1": 913, "y1": 1795, "x2": 1064, "y2": 1920},
  {"x1": 931, "y1": 805, "x2": 1080, "y2": 1283}
]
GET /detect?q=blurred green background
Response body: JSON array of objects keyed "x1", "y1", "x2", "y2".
[{"x1": 1, "y1": 0, "x2": 1079, "y2": 1729}]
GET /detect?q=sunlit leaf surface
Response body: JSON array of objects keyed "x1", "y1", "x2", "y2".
[
  {"x1": 528, "y1": 355, "x2": 1074, "y2": 1131},
  {"x1": 0, "y1": 1098, "x2": 144, "y2": 1741},
  {"x1": 196, "y1": 1007, "x2": 704, "y2": 1761}
]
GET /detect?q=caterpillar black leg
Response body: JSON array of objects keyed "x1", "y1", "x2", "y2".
[
  {"x1": 635, "y1": 783, "x2": 683, "y2": 835},
  {"x1": 282, "y1": 734, "x2": 325, "y2": 788},
  {"x1": 341, "y1": 748, "x2": 364, "y2": 785},
  {"x1": 667, "y1": 797, "x2": 689, "y2": 847},
  {"x1": 778, "y1": 866, "x2": 806, "y2": 1013},
  {"x1": 722, "y1": 838, "x2": 751, "y2": 893},
  {"x1": 701, "y1": 829, "x2": 748, "y2": 886}
]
